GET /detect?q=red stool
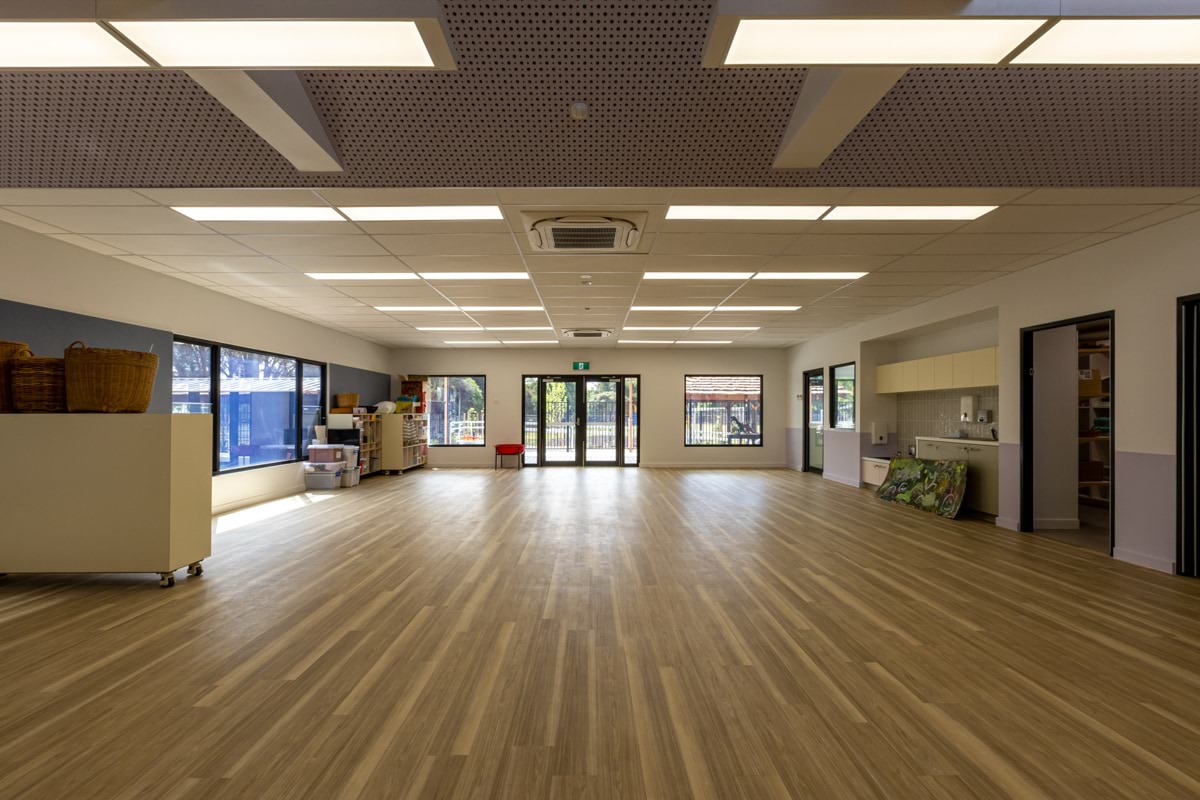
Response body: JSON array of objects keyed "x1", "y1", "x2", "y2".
[{"x1": 494, "y1": 443, "x2": 525, "y2": 470}]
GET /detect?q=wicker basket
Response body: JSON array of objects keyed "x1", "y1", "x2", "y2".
[
  {"x1": 0, "y1": 340, "x2": 33, "y2": 413},
  {"x1": 64, "y1": 341, "x2": 159, "y2": 413},
  {"x1": 11, "y1": 356, "x2": 66, "y2": 413},
  {"x1": 335, "y1": 392, "x2": 360, "y2": 408}
]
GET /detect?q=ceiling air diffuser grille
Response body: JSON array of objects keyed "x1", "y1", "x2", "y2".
[
  {"x1": 552, "y1": 226, "x2": 617, "y2": 249},
  {"x1": 529, "y1": 216, "x2": 639, "y2": 252}
]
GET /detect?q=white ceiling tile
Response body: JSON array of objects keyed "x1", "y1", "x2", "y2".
[
  {"x1": 148, "y1": 255, "x2": 291, "y2": 272},
  {"x1": 356, "y1": 220, "x2": 511, "y2": 235},
  {"x1": 47, "y1": 234, "x2": 127, "y2": 255},
  {"x1": 134, "y1": 188, "x2": 327, "y2": 206},
  {"x1": 882, "y1": 254, "x2": 1025, "y2": 271},
  {"x1": 314, "y1": 188, "x2": 500, "y2": 205},
  {"x1": 339, "y1": 287, "x2": 446, "y2": 299},
  {"x1": 782, "y1": 234, "x2": 938, "y2": 256},
  {"x1": 667, "y1": 188, "x2": 850, "y2": 205},
  {"x1": 113, "y1": 255, "x2": 177, "y2": 272},
  {"x1": 88, "y1": 234, "x2": 257, "y2": 256},
  {"x1": 955, "y1": 205, "x2": 1162, "y2": 234},
  {"x1": 193, "y1": 272, "x2": 322, "y2": 287},
  {"x1": 836, "y1": 188, "x2": 1029, "y2": 205},
  {"x1": 1105, "y1": 206, "x2": 1200, "y2": 233},
  {"x1": 496, "y1": 188, "x2": 672, "y2": 205},
  {"x1": 0, "y1": 189, "x2": 155, "y2": 205},
  {"x1": 375, "y1": 233, "x2": 518, "y2": 256},
  {"x1": 0, "y1": 208, "x2": 68, "y2": 234},
  {"x1": 915, "y1": 233, "x2": 1080, "y2": 255},
  {"x1": 268, "y1": 295, "x2": 367, "y2": 306},
  {"x1": 860, "y1": 271, "x2": 974, "y2": 286},
  {"x1": 202, "y1": 221, "x2": 359, "y2": 235},
  {"x1": 650, "y1": 233, "x2": 796, "y2": 256},
  {"x1": 1013, "y1": 188, "x2": 1200, "y2": 205},
  {"x1": 232, "y1": 235, "x2": 388, "y2": 256},
  {"x1": 399, "y1": 254, "x2": 528, "y2": 270},
  {"x1": 238, "y1": 285, "x2": 348, "y2": 298},
  {"x1": 524, "y1": 254, "x2": 646, "y2": 272},
  {"x1": 6, "y1": 206, "x2": 209, "y2": 234},
  {"x1": 659, "y1": 220, "x2": 816, "y2": 235},
  {"x1": 1043, "y1": 232, "x2": 1121, "y2": 254}
]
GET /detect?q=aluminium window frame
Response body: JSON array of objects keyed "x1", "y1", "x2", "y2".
[
  {"x1": 172, "y1": 335, "x2": 327, "y2": 476},
  {"x1": 426, "y1": 374, "x2": 488, "y2": 447},
  {"x1": 829, "y1": 361, "x2": 857, "y2": 431},
  {"x1": 682, "y1": 373, "x2": 765, "y2": 448}
]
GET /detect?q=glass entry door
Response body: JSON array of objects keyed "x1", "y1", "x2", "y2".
[
  {"x1": 804, "y1": 368, "x2": 824, "y2": 473},
  {"x1": 525, "y1": 375, "x2": 639, "y2": 466}
]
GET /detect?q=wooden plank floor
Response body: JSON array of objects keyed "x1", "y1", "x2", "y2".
[{"x1": 3, "y1": 468, "x2": 1200, "y2": 799}]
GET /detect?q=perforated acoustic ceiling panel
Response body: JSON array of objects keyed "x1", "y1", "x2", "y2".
[{"x1": 1, "y1": 2, "x2": 1200, "y2": 187}]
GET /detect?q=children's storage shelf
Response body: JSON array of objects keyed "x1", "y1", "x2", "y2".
[
  {"x1": 0, "y1": 415, "x2": 212, "y2": 588},
  {"x1": 328, "y1": 412, "x2": 382, "y2": 476},
  {"x1": 382, "y1": 413, "x2": 429, "y2": 473}
]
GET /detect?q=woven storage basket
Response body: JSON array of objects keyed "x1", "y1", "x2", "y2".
[
  {"x1": 335, "y1": 392, "x2": 360, "y2": 408},
  {"x1": 64, "y1": 341, "x2": 159, "y2": 413},
  {"x1": 12, "y1": 356, "x2": 66, "y2": 413},
  {"x1": 0, "y1": 340, "x2": 33, "y2": 413}
]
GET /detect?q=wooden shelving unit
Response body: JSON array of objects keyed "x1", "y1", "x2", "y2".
[
  {"x1": 382, "y1": 413, "x2": 429, "y2": 473},
  {"x1": 1078, "y1": 329, "x2": 1111, "y2": 509},
  {"x1": 327, "y1": 412, "x2": 383, "y2": 476}
]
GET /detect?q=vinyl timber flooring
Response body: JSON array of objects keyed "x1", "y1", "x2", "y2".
[{"x1": 2, "y1": 468, "x2": 1200, "y2": 800}]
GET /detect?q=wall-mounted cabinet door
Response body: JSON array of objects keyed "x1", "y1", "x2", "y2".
[
  {"x1": 876, "y1": 363, "x2": 897, "y2": 393},
  {"x1": 933, "y1": 355, "x2": 954, "y2": 389},
  {"x1": 952, "y1": 351, "x2": 974, "y2": 388},
  {"x1": 901, "y1": 360, "x2": 920, "y2": 392},
  {"x1": 918, "y1": 357, "x2": 936, "y2": 389},
  {"x1": 972, "y1": 347, "x2": 997, "y2": 387}
]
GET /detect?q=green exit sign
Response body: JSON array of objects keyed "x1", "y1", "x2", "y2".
[{"x1": 573, "y1": 361, "x2": 590, "y2": 371}]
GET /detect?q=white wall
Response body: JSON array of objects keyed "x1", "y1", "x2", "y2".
[
  {"x1": 391, "y1": 347, "x2": 788, "y2": 468},
  {"x1": 785, "y1": 208, "x2": 1200, "y2": 572},
  {"x1": 0, "y1": 221, "x2": 394, "y2": 512},
  {"x1": 1032, "y1": 326, "x2": 1079, "y2": 529},
  {"x1": 892, "y1": 316, "x2": 999, "y2": 361}
]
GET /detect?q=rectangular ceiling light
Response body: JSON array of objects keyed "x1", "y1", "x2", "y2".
[
  {"x1": 339, "y1": 206, "x2": 503, "y2": 221},
  {"x1": 445, "y1": 340, "x2": 500, "y2": 345},
  {"x1": 1012, "y1": 19, "x2": 1200, "y2": 64},
  {"x1": 624, "y1": 326, "x2": 691, "y2": 331},
  {"x1": 173, "y1": 206, "x2": 344, "y2": 222},
  {"x1": 752, "y1": 272, "x2": 868, "y2": 280},
  {"x1": 677, "y1": 341, "x2": 732, "y2": 345},
  {"x1": 630, "y1": 306, "x2": 715, "y2": 312},
  {"x1": 642, "y1": 272, "x2": 754, "y2": 280},
  {"x1": 112, "y1": 20, "x2": 435, "y2": 68},
  {"x1": 486, "y1": 327, "x2": 554, "y2": 331},
  {"x1": 306, "y1": 273, "x2": 417, "y2": 281},
  {"x1": 416, "y1": 327, "x2": 482, "y2": 331},
  {"x1": 418, "y1": 272, "x2": 529, "y2": 280},
  {"x1": 0, "y1": 22, "x2": 147, "y2": 67},
  {"x1": 666, "y1": 206, "x2": 828, "y2": 220},
  {"x1": 715, "y1": 305, "x2": 800, "y2": 312},
  {"x1": 376, "y1": 306, "x2": 460, "y2": 312},
  {"x1": 723, "y1": 19, "x2": 1045, "y2": 65},
  {"x1": 502, "y1": 340, "x2": 559, "y2": 345},
  {"x1": 693, "y1": 326, "x2": 760, "y2": 331},
  {"x1": 459, "y1": 306, "x2": 544, "y2": 312},
  {"x1": 824, "y1": 206, "x2": 997, "y2": 221},
  {"x1": 620, "y1": 340, "x2": 675, "y2": 344}
]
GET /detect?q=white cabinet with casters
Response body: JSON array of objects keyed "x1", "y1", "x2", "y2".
[{"x1": 915, "y1": 436, "x2": 1000, "y2": 516}]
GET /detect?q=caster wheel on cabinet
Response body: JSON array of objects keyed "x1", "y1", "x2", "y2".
[
  {"x1": 187, "y1": 562, "x2": 204, "y2": 577},
  {"x1": 159, "y1": 574, "x2": 176, "y2": 588}
]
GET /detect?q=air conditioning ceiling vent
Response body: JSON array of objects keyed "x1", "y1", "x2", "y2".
[
  {"x1": 562, "y1": 328, "x2": 613, "y2": 339},
  {"x1": 529, "y1": 216, "x2": 639, "y2": 252}
]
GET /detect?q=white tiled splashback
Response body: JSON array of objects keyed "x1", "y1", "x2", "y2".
[{"x1": 896, "y1": 387, "x2": 999, "y2": 458}]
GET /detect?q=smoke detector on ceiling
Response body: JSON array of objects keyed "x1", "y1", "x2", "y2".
[
  {"x1": 561, "y1": 328, "x2": 613, "y2": 339},
  {"x1": 528, "y1": 216, "x2": 641, "y2": 252}
]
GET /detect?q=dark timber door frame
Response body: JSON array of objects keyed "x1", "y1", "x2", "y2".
[
  {"x1": 1019, "y1": 310, "x2": 1115, "y2": 554},
  {"x1": 1179, "y1": 294, "x2": 1200, "y2": 577}
]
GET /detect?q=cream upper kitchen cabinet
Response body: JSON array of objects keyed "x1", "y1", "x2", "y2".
[{"x1": 876, "y1": 347, "x2": 999, "y2": 394}]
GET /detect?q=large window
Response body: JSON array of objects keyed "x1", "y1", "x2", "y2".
[
  {"x1": 428, "y1": 375, "x2": 486, "y2": 446},
  {"x1": 832, "y1": 362, "x2": 856, "y2": 430},
  {"x1": 172, "y1": 338, "x2": 325, "y2": 473},
  {"x1": 684, "y1": 375, "x2": 763, "y2": 446}
]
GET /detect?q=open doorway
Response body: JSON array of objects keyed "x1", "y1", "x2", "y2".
[{"x1": 1020, "y1": 312, "x2": 1114, "y2": 553}]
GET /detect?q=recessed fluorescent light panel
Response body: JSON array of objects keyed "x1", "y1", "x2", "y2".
[
  {"x1": 693, "y1": 326, "x2": 760, "y2": 331},
  {"x1": 619, "y1": 340, "x2": 676, "y2": 345},
  {"x1": 824, "y1": 206, "x2": 997, "y2": 221},
  {"x1": 752, "y1": 272, "x2": 867, "y2": 280},
  {"x1": 624, "y1": 326, "x2": 691, "y2": 331},
  {"x1": 723, "y1": 19, "x2": 1045, "y2": 65},
  {"x1": 376, "y1": 306, "x2": 460, "y2": 312},
  {"x1": 642, "y1": 272, "x2": 754, "y2": 280},
  {"x1": 339, "y1": 206, "x2": 503, "y2": 221},
  {"x1": 111, "y1": 20, "x2": 434, "y2": 68},
  {"x1": 416, "y1": 327, "x2": 482, "y2": 331},
  {"x1": 666, "y1": 206, "x2": 828, "y2": 220},
  {"x1": 1012, "y1": 19, "x2": 1200, "y2": 64},
  {"x1": 0, "y1": 22, "x2": 147, "y2": 68},
  {"x1": 486, "y1": 327, "x2": 554, "y2": 331},
  {"x1": 715, "y1": 306, "x2": 800, "y2": 312},
  {"x1": 445, "y1": 340, "x2": 500, "y2": 345},
  {"x1": 676, "y1": 341, "x2": 732, "y2": 345},
  {"x1": 173, "y1": 206, "x2": 344, "y2": 222},
  {"x1": 458, "y1": 306, "x2": 543, "y2": 312},
  {"x1": 418, "y1": 272, "x2": 529, "y2": 281},
  {"x1": 306, "y1": 273, "x2": 417, "y2": 281},
  {"x1": 501, "y1": 340, "x2": 559, "y2": 345},
  {"x1": 630, "y1": 306, "x2": 715, "y2": 312}
]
